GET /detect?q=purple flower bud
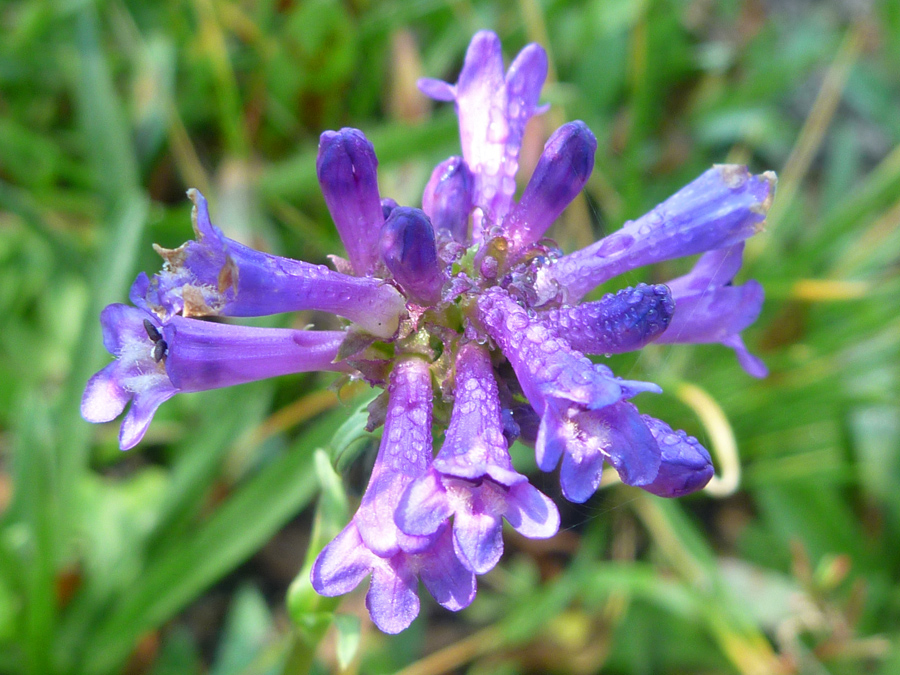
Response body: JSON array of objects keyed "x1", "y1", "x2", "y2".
[
  {"x1": 657, "y1": 245, "x2": 767, "y2": 377},
  {"x1": 395, "y1": 344, "x2": 559, "y2": 574},
  {"x1": 81, "y1": 304, "x2": 347, "y2": 450},
  {"x1": 639, "y1": 416, "x2": 714, "y2": 497},
  {"x1": 311, "y1": 358, "x2": 476, "y2": 633},
  {"x1": 422, "y1": 156, "x2": 474, "y2": 242},
  {"x1": 543, "y1": 283, "x2": 674, "y2": 354},
  {"x1": 419, "y1": 31, "x2": 548, "y2": 225},
  {"x1": 316, "y1": 128, "x2": 384, "y2": 274},
  {"x1": 539, "y1": 165, "x2": 776, "y2": 302},
  {"x1": 380, "y1": 207, "x2": 445, "y2": 306},
  {"x1": 137, "y1": 190, "x2": 405, "y2": 338},
  {"x1": 381, "y1": 197, "x2": 399, "y2": 220},
  {"x1": 505, "y1": 121, "x2": 597, "y2": 249}
]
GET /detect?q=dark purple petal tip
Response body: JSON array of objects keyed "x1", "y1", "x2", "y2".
[
  {"x1": 317, "y1": 128, "x2": 383, "y2": 274},
  {"x1": 639, "y1": 416, "x2": 714, "y2": 497},
  {"x1": 380, "y1": 207, "x2": 444, "y2": 305},
  {"x1": 422, "y1": 156, "x2": 474, "y2": 242},
  {"x1": 506, "y1": 121, "x2": 597, "y2": 248}
]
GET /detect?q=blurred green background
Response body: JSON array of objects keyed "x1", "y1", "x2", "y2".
[{"x1": 2, "y1": 0, "x2": 900, "y2": 673}]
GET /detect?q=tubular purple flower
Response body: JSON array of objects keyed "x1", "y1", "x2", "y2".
[
  {"x1": 395, "y1": 343, "x2": 559, "y2": 574},
  {"x1": 136, "y1": 190, "x2": 405, "y2": 338},
  {"x1": 422, "y1": 156, "x2": 474, "y2": 242},
  {"x1": 311, "y1": 357, "x2": 476, "y2": 633},
  {"x1": 537, "y1": 165, "x2": 776, "y2": 303},
  {"x1": 657, "y1": 244, "x2": 767, "y2": 377},
  {"x1": 504, "y1": 121, "x2": 597, "y2": 250},
  {"x1": 316, "y1": 128, "x2": 385, "y2": 275},
  {"x1": 380, "y1": 207, "x2": 445, "y2": 306},
  {"x1": 419, "y1": 31, "x2": 548, "y2": 225},
  {"x1": 542, "y1": 283, "x2": 674, "y2": 355},
  {"x1": 475, "y1": 288, "x2": 662, "y2": 502},
  {"x1": 639, "y1": 416, "x2": 714, "y2": 497},
  {"x1": 81, "y1": 304, "x2": 346, "y2": 450}
]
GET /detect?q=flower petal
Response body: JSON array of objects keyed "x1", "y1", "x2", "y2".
[
  {"x1": 722, "y1": 334, "x2": 768, "y2": 378},
  {"x1": 418, "y1": 529, "x2": 476, "y2": 611},
  {"x1": 367, "y1": 555, "x2": 420, "y2": 634},
  {"x1": 119, "y1": 383, "x2": 177, "y2": 450},
  {"x1": 316, "y1": 129, "x2": 384, "y2": 275},
  {"x1": 81, "y1": 363, "x2": 130, "y2": 423},
  {"x1": 142, "y1": 190, "x2": 405, "y2": 337},
  {"x1": 657, "y1": 281, "x2": 764, "y2": 345},
  {"x1": 504, "y1": 482, "x2": 560, "y2": 538},
  {"x1": 311, "y1": 522, "x2": 374, "y2": 596},
  {"x1": 559, "y1": 446, "x2": 605, "y2": 504},
  {"x1": 452, "y1": 509, "x2": 503, "y2": 574},
  {"x1": 396, "y1": 470, "x2": 452, "y2": 537}
]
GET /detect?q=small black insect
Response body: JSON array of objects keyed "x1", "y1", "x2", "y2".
[
  {"x1": 143, "y1": 319, "x2": 163, "y2": 343},
  {"x1": 151, "y1": 339, "x2": 168, "y2": 363}
]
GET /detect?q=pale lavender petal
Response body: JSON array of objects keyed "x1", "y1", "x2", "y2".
[
  {"x1": 311, "y1": 523, "x2": 374, "y2": 596},
  {"x1": 83, "y1": 303, "x2": 179, "y2": 450},
  {"x1": 396, "y1": 470, "x2": 452, "y2": 536},
  {"x1": 439, "y1": 31, "x2": 549, "y2": 224},
  {"x1": 99, "y1": 303, "x2": 152, "y2": 354},
  {"x1": 163, "y1": 318, "x2": 347, "y2": 391},
  {"x1": 540, "y1": 166, "x2": 776, "y2": 301},
  {"x1": 722, "y1": 334, "x2": 769, "y2": 378},
  {"x1": 452, "y1": 509, "x2": 503, "y2": 575},
  {"x1": 367, "y1": 556, "x2": 420, "y2": 634},
  {"x1": 316, "y1": 128, "x2": 384, "y2": 274},
  {"x1": 418, "y1": 528, "x2": 476, "y2": 611},
  {"x1": 81, "y1": 364, "x2": 130, "y2": 423},
  {"x1": 541, "y1": 283, "x2": 674, "y2": 355},
  {"x1": 505, "y1": 121, "x2": 597, "y2": 249},
  {"x1": 640, "y1": 416, "x2": 714, "y2": 497},
  {"x1": 504, "y1": 482, "x2": 560, "y2": 538},
  {"x1": 417, "y1": 77, "x2": 455, "y2": 101},
  {"x1": 119, "y1": 384, "x2": 177, "y2": 450},
  {"x1": 422, "y1": 157, "x2": 473, "y2": 242},
  {"x1": 380, "y1": 207, "x2": 444, "y2": 305}
]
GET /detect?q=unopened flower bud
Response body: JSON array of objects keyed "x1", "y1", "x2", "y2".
[
  {"x1": 506, "y1": 121, "x2": 597, "y2": 249},
  {"x1": 380, "y1": 207, "x2": 444, "y2": 305},
  {"x1": 317, "y1": 128, "x2": 384, "y2": 274},
  {"x1": 422, "y1": 157, "x2": 474, "y2": 242}
]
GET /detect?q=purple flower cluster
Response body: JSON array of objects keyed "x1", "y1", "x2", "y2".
[{"x1": 82, "y1": 31, "x2": 775, "y2": 633}]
